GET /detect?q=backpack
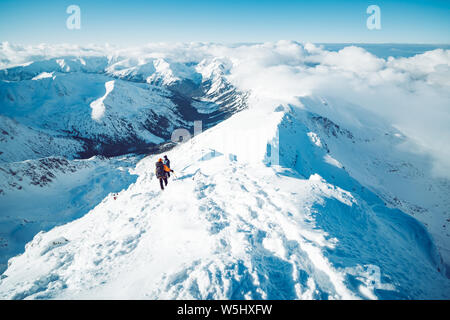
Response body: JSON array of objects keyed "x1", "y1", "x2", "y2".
[
  {"x1": 155, "y1": 162, "x2": 165, "y2": 179},
  {"x1": 164, "y1": 159, "x2": 170, "y2": 168}
]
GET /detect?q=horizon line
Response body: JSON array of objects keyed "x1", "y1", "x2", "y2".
[{"x1": 1, "y1": 41, "x2": 449, "y2": 47}]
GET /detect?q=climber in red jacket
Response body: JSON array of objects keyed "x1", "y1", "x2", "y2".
[{"x1": 155, "y1": 158, "x2": 173, "y2": 190}]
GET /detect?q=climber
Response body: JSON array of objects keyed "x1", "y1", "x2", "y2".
[
  {"x1": 163, "y1": 155, "x2": 171, "y2": 177},
  {"x1": 155, "y1": 158, "x2": 173, "y2": 190}
]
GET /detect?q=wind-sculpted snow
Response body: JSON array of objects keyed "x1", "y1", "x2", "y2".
[{"x1": 290, "y1": 96, "x2": 450, "y2": 273}]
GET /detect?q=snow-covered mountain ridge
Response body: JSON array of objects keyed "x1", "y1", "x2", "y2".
[
  {"x1": 1, "y1": 101, "x2": 448, "y2": 299},
  {"x1": 0, "y1": 53, "x2": 247, "y2": 162},
  {"x1": 0, "y1": 41, "x2": 449, "y2": 299}
]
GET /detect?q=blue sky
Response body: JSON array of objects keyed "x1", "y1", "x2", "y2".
[{"x1": 0, "y1": 0, "x2": 449, "y2": 45}]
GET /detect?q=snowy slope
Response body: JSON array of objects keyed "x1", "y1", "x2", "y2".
[
  {"x1": 0, "y1": 115, "x2": 84, "y2": 163},
  {"x1": 0, "y1": 100, "x2": 449, "y2": 299},
  {"x1": 0, "y1": 155, "x2": 140, "y2": 274},
  {"x1": 0, "y1": 72, "x2": 183, "y2": 159},
  {"x1": 288, "y1": 96, "x2": 450, "y2": 270},
  {"x1": 0, "y1": 42, "x2": 449, "y2": 300}
]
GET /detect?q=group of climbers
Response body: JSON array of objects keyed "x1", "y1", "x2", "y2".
[{"x1": 155, "y1": 155, "x2": 174, "y2": 191}]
